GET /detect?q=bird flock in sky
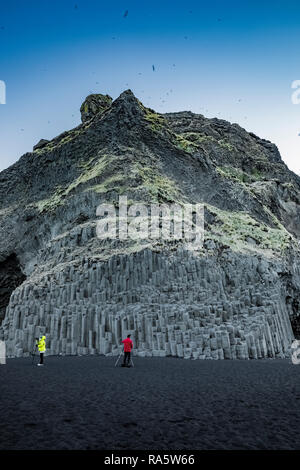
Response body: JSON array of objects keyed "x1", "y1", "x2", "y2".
[{"x1": 0, "y1": 6, "x2": 249, "y2": 132}]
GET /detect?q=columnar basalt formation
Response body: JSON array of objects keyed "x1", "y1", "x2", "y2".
[
  {"x1": 1, "y1": 246, "x2": 297, "y2": 359},
  {"x1": 0, "y1": 89, "x2": 299, "y2": 359}
]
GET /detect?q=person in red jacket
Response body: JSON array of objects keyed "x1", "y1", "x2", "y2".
[{"x1": 122, "y1": 334, "x2": 133, "y2": 367}]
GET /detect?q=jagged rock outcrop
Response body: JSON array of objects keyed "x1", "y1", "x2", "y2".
[{"x1": 0, "y1": 89, "x2": 299, "y2": 359}]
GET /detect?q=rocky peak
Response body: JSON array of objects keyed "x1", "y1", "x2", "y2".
[{"x1": 80, "y1": 93, "x2": 113, "y2": 122}]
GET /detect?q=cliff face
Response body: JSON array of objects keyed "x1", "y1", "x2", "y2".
[{"x1": 0, "y1": 89, "x2": 300, "y2": 359}]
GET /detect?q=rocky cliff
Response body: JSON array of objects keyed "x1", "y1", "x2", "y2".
[{"x1": 0, "y1": 89, "x2": 300, "y2": 359}]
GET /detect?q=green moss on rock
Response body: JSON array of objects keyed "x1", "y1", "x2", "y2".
[
  {"x1": 206, "y1": 203, "x2": 294, "y2": 255},
  {"x1": 88, "y1": 174, "x2": 129, "y2": 194},
  {"x1": 144, "y1": 111, "x2": 167, "y2": 134},
  {"x1": 217, "y1": 165, "x2": 264, "y2": 183},
  {"x1": 174, "y1": 135, "x2": 199, "y2": 153}
]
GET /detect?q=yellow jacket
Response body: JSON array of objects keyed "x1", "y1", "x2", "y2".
[{"x1": 37, "y1": 336, "x2": 46, "y2": 353}]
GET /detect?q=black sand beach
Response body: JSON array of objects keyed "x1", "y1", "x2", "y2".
[{"x1": 1, "y1": 356, "x2": 300, "y2": 450}]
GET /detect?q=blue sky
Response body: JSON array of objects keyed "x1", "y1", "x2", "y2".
[{"x1": 0, "y1": 0, "x2": 300, "y2": 173}]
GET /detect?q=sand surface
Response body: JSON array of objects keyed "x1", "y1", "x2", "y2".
[{"x1": 1, "y1": 356, "x2": 300, "y2": 450}]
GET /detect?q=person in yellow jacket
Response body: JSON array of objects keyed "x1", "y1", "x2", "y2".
[{"x1": 36, "y1": 335, "x2": 46, "y2": 366}]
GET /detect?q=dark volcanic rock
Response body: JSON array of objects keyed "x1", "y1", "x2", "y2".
[
  {"x1": 80, "y1": 93, "x2": 113, "y2": 122},
  {"x1": 0, "y1": 254, "x2": 26, "y2": 324},
  {"x1": 33, "y1": 139, "x2": 50, "y2": 151}
]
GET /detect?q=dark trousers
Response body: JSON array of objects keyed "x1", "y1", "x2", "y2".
[
  {"x1": 123, "y1": 351, "x2": 131, "y2": 365},
  {"x1": 40, "y1": 353, "x2": 44, "y2": 364}
]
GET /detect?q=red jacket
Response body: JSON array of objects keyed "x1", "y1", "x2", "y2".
[{"x1": 122, "y1": 338, "x2": 133, "y2": 352}]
